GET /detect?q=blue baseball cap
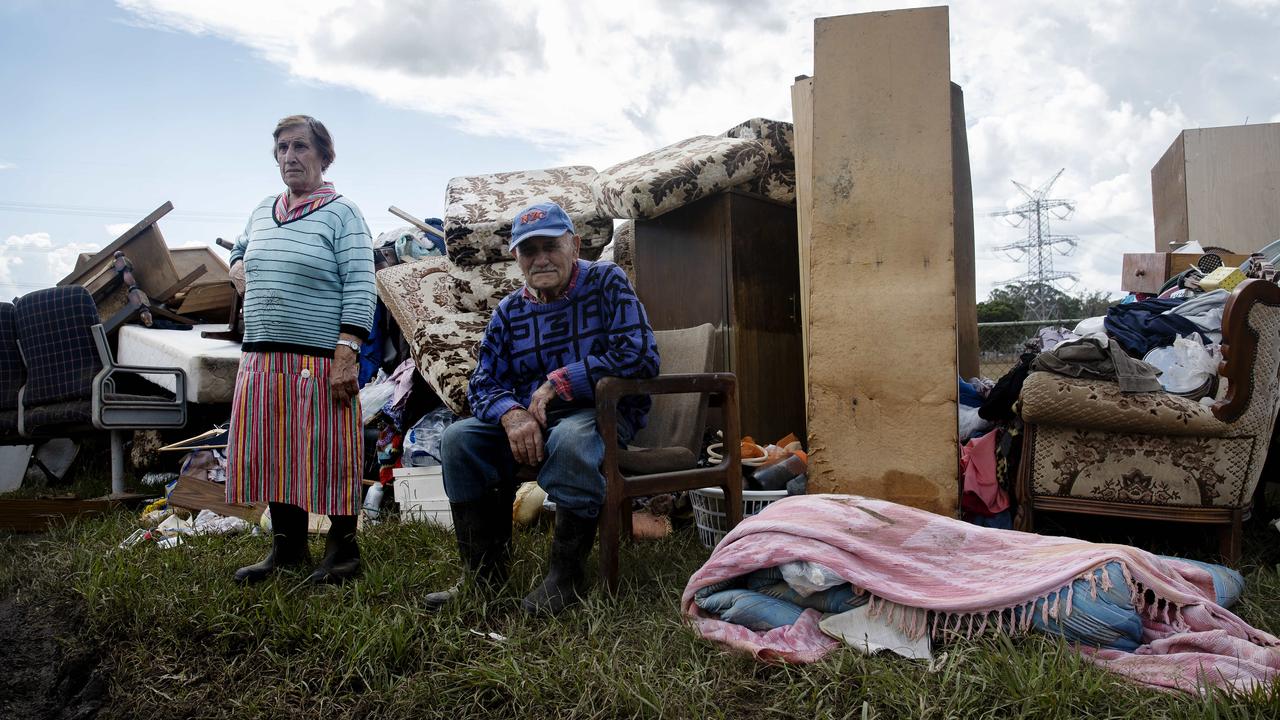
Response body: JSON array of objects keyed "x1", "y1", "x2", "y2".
[{"x1": 509, "y1": 201, "x2": 575, "y2": 251}]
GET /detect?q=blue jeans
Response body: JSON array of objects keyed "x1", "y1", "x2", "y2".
[{"x1": 441, "y1": 408, "x2": 632, "y2": 519}]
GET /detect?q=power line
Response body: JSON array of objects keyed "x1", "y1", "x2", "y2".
[
  {"x1": 0, "y1": 200, "x2": 398, "y2": 223},
  {"x1": 991, "y1": 169, "x2": 1078, "y2": 321}
]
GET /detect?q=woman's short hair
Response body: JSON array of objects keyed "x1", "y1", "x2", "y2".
[{"x1": 272, "y1": 115, "x2": 335, "y2": 170}]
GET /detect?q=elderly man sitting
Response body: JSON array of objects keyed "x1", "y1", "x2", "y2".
[{"x1": 427, "y1": 202, "x2": 660, "y2": 616}]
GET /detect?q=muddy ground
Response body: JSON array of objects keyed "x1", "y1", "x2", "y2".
[{"x1": 0, "y1": 592, "x2": 107, "y2": 720}]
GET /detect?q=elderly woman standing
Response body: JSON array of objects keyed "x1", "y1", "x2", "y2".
[{"x1": 226, "y1": 115, "x2": 376, "y2": 584}]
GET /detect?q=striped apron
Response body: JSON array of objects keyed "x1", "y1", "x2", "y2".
[{"x1": 225, "y1": 352, "x2": 363, "y2": 515}]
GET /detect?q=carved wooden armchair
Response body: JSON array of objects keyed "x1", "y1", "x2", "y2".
[{"x1": 1016, "y1": 280, "x2": 1280, "y2": 565}]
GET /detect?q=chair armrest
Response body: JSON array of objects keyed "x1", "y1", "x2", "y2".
[
  {"x1": 595, "y1": 372, "x2": 740, "y2": 479},
  {"x1": 595, "y1": 373, "x2": 737, "y2": 406},
  {"x1": 1213, "y1": 279, "x2": 1280, "y2": 423}
]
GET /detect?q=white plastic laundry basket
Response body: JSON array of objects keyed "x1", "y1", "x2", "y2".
[{"x1": 690, "y1": 487, "x2": 786, "y2": 549}]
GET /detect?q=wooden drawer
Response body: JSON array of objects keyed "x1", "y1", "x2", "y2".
[{"x1": 1121, "y1": 252, "x2": 1251, "y2": 294}]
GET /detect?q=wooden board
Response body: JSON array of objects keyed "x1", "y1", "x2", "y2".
[
  {"x1": 791, "y1": 76, "x2": 815, "y2": 418},
  {"x1": 170, "y1": 246, "x2": 231, "y2": 285},
  {"x1": 806, "y1": 7, "x2": 958, "y2": 516},
  {"x1": 167, "y1": 476, "x2": 261, "y2": 522},
  {"x1": 0, "y1": 497, "x2": 115, "y2": 533},
  {"x1": 951, "y1": 82, "x2": 979, "y2": 380},
  {"x1": 1152, "y1": 123, "x2": 1280, "y2": 253},
  {"x1": 176, "y1": 282, "x2": 237, "y2": 320},
  {"x1": 1151, "y1": 133, "x2": 1188, "y2": 252},
  {"x1": 59, "y1": 202, "x2": 181, "y2": 300}
]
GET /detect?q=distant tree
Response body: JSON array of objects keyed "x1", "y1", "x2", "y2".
[{"x1": 977, "y1": 284, "x2": 1119, "y2": 323}]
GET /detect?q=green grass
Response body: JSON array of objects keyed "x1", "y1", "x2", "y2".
[{"x1": 4, "y1": 505, "x2": 1280, "y2": 720}]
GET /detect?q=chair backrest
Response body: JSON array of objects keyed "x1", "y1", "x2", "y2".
[
  {"x1": 13, "y1": 286, "x2": 103, "y2": 406},
  {"x1": 631, "y1": 323, "x2": 715, "y2": 455},
  {"x1": 0, "y1": 302, "x2": 24, "y2": 411}
]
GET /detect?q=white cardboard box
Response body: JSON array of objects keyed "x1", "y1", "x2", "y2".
[{"x1": 392, "y1": 465, "x2": 453, "y2": 529}]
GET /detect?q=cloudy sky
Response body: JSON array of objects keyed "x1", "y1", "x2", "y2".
[{"x1": 2, "y1": 0, "x2": 1278, "y2": 305}]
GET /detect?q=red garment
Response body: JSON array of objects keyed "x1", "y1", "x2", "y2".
[{"x1": 960, "y1": 429, "x2": 1009, "y2": 516}]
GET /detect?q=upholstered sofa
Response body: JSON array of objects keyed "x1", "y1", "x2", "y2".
[{"x1": 1016, "y1": 280, "x2": 1280, "y2": 565}]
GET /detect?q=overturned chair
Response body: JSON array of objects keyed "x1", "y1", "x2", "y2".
[
  {"x1": 595, "y1": 323, "x2": 742, "y2": 593},
  {"x1": 1015, "y1": 280, "x2": 1280, "y2": 565},
  {"x1": 14, "y1": 286, "x2": 188, "y2": 494}
]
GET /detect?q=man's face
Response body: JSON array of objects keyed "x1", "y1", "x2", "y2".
[{"x1": 513, "y1": 232, "x2": 580, "y2": 296}]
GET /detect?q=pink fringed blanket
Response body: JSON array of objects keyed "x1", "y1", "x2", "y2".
[{"x1": 682, "y1": 494, "x2": 1280, "y2": 692}]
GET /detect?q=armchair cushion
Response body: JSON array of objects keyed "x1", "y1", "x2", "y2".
[
  {"x1": 618, "y1": 446, "x2": 697, "y2": 476},
  {"x1": 23, "y1": 399, "x2": 93, "y2": 433},
  {"x1": 1020, "y1": 372, "x2": 1228, "y2": 437}
]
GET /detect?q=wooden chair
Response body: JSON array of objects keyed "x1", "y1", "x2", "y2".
[
  {"x1": 595, "y1": 323, "x2": 743, "y2": 593},
  {"x1": 1016, "y1": 280, "x2": 1280, "y2": 566}
]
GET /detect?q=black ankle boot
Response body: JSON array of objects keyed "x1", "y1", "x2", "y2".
[
  {"x1": 235, "y1": 502, "x2": 311, "y2": 583},
  {"x1": 521, "y1": 508, "x2": 598, "y2": 617},
  {"x1": 307, "y1": 515, "x2": 361, "y2": 584},
  {"x1": 425, "y1": 486, "x2": 514, "y2": 611}
]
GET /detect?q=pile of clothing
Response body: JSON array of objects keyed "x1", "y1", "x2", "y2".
[{"x1": 684, "y1": 495, "x2": 1272, "y2": 693}]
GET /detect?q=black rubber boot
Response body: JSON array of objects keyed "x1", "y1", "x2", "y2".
[
  {"x1": 425, "y1": 484, "x2": 514, "y2": 611},
  {"x1": 520, "y1": 508, "x2": 598, "y2": 617},
  {"x1": 307, "y1": 514, "x2": 361, "y2": 584},
  {"x1": 235, "y1": 502, "x2": 311, "y2": 583}
]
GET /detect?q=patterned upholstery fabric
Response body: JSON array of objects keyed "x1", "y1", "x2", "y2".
[
  {"x1": 721, "y1": 117, "x2": 794, "y2": 168},
  {"x1": 1028, "y1": 426, "x2": 1256, "y2": 508},
  {"x1": 598, "y1": 221, "x2": 636, "y2": 287},
  {"x1": 592, "y1": 136, "x2": 769, "y2": 220},
  {"x1": 1020, "y1": 373, "x2": 1228, "y2": 437},
  {"x1": 13, "y1": 287, "x2": 102, "y2": 406},
  {"x1": 440, "y1": 260, "x2": 524, "y2": 313},
  {"x1": 444, "y1": 166, "x2": 614, "y2": 267},
  {"x1": 0, "y1": 302, "x2": 25, "y2": 412},
  {"x1": 376, "y1": 258, "x2": 492, "y2": 415},
  {"x1": 1022, "y1": 294, "x2": 1280, "y2": 512},
  {"x1": 722, "y1": 118, "x2": 797, "y2": 206},
  {"x1": 0, "y1": 409, "x2": 17, "y2": 435}
]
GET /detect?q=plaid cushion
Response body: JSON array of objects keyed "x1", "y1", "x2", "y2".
[
  {"x1": 0, "y1": 302, "x2": 24, "y2": 411},
  {"x1": 23, "y1": 399, "x2": 93, "y2": 434},
  {"x1": 14, "y1": 287, "x2": 103, "y2": 406},
  {"x1": 0, "y1": 408, "x2": 17, "y2": 435}
]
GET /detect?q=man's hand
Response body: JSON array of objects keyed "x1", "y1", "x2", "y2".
[
  {"x1": 330, "y1": 334, "x2": 361, "y2": 403},
  {"x1": 229, "y1": 261, "x2": 246, "y2": 295},
  {"x1": 501, "y1": 407, "x2": 545, "y2": 466},
  {"x1": 528, "y1": 380, "x2": 557, "y2": 427}
]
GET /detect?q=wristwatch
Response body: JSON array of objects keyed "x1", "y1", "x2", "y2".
[{"x1": 336, "y1": 339, "x2": 361, "y2": 353}]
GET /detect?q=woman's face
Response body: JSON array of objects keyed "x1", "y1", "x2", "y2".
[{"x1": 275, "y1": 125, "x2": 324, "y2": 195}]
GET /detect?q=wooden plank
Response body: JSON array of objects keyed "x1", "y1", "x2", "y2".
[
  {"x1": 1183, "y1": 123, "x2": 1280, "y2": 254},
  {"x1": 58, "y1": 202, "x2": 175, "y2": 288},
  {"x1": 389, "y1": 205, "x2": 446, "y2": 240},
  {"x1": 155, "y1": 265, "x2": 208, "y2": 304},
  {"x1": 951, "y1": 82, "x2": 979, "y2": 380},
  {"x1": 806, "y1": 7, "x2": 958, "y2": 516},
  {"x1": 0, "y1": 497, "x2": 115, "y2": 533},
  {"x1": 167, "y1": 476, "x2": 261, "y2": 522},
  {"x1": 175, "y1": 282, "x2": 236, "y2": 318},
  {"x1": 791, "y1": 75, "x2": 815, "y2": 418},
  {"x1": 169, "y1": 247, "x2": 230, "y2": 284},
  {"x1": 1151, "y1": 132, "x2": 1188, "y2": 252}
]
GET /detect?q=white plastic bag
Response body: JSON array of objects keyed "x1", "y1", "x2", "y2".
[
  {"x1": 1145, "y1": 334, "x2": 1219, "y2": 395},
  {"x1": 780, "y1": 561, "x2": 846, "y2": 597},
  {"x1": 357, "y1": 370, "x2": 395, "y2": 425},
  {"x1": 403, "y1": 406, "x2": 458, "y2": 467}
]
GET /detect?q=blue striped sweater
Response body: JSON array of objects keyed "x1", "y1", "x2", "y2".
[
  {"x1": 469, "y1": 260, "x2": 660, "y2": 432},
  {"x1": 229, "y1": 194, "x2": 376, "y2": 357}
]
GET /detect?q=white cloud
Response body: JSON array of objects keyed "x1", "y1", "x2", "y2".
[
  {"x1": 46, "y1": 242, "x2": 104, "y2": 279},
  {"x1": 118, "y1": 0, "x2": 1280, "y2": 299},
  {"x1": 5, "y1": 232, "x2": 53, "y2": 248},
  {"x1": 105, "y1": 223, "x2": 134, "y2": 238},
  {"x1": 0, "y1": 161, "x2": 15, "y2": 170}
]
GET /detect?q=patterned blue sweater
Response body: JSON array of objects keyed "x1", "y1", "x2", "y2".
[
  {"x1": 229, "y1": 195, "x2": 376, "y2": 357},
  {"x1": 469, "y1": 259, "x2": 660, "y2": 432}
]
